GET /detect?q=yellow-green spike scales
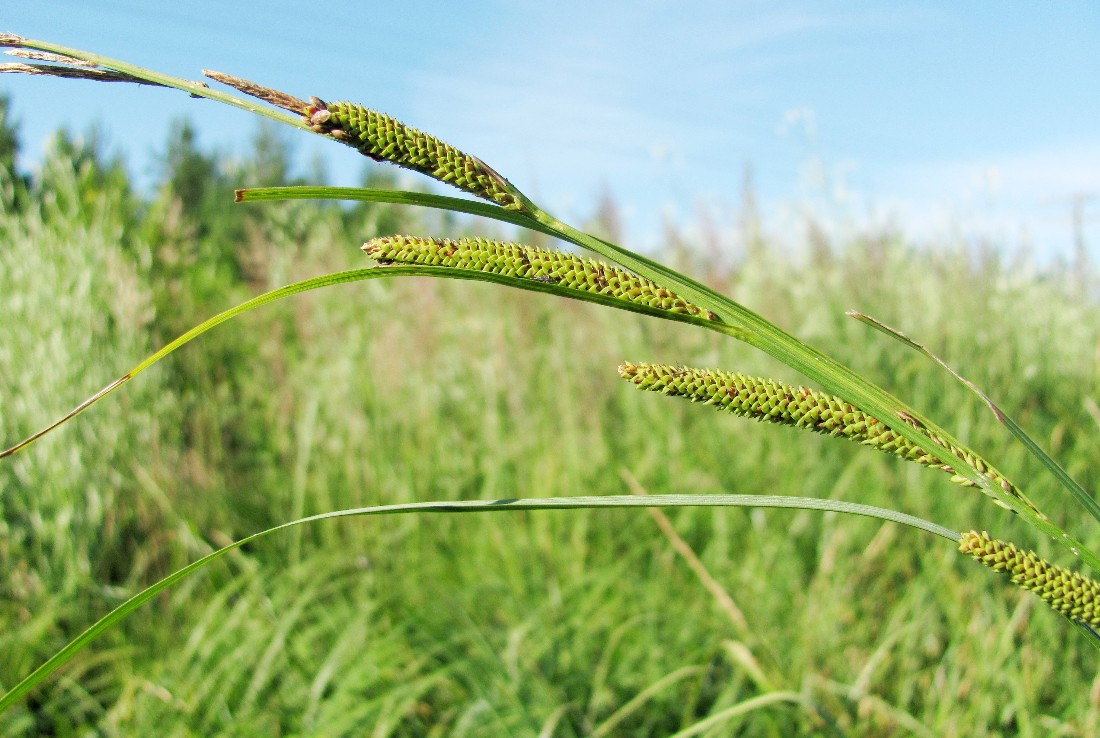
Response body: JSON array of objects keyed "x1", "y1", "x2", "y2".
[
  {"x1": 618, "y1": 363, "x2": 1041, "y2": 514},
  {"x1": 960, "y1": 531, "x2": 1100, "y2": 628},
  {"x1": 364, "y1": 236, "x2": 716, "y2": 319},
  {"x1": 305, "y1": 99, "x2": 523, "y2": 210}
]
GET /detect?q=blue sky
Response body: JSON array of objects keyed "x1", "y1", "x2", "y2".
[{"x1": 3, "y1": 2, "x2": 1099, "y2": 258}]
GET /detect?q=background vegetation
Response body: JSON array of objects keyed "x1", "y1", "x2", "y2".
[{"x1": 2, "y1": 94, "x2": 1100, "y2": 736}]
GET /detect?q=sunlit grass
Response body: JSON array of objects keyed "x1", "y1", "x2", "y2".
[
  {"x1": 2, "y1": 139, "x2": 1100, "y2": 733},
  {"x1": 2, "y1": 36, "x2": 1100, "y2": 733}
]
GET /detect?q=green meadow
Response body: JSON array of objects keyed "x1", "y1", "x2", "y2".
[{"x1": 2, "y1": 100, "x2": 1100, "y2": 736}]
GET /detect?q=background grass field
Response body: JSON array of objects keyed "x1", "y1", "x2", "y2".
[{"x1": 2, "y1": 101, "x2": 1100, "y2": 736}]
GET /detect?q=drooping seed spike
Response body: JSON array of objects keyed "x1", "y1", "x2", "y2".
[
  {"x1": 305, "y1": 100, "x2": 525, "y2": 211},
  {"x1": 617, "y1": 363, "x2": 1042, "y2": 514},
  {"x1": 960, "y1": 530, "x2": 1100, "y2": 628},
  {"x1": 363, "y1": 235, "x2": 717, "y2": 320}
]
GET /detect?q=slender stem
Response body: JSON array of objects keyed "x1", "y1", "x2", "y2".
[
  {"x1": 527, "y1": 211, "x2": 1100, "y2": 571},
  {"x1": 236, "y1": 185, "x2": 1100, "y2": 572},
  {"x1": 0, "y1": 264, "x2": 737, "y2": 460},
  {"x1": 236, "y1": 186, "x2": 562, "y2": 238},
  {"x1": 0, "y1": 492, "x2": 956, "y2": 712},
  {"x1": 5, "y1": 34, "x2": 1092, "y2": 570},
  {"x1": 2, "y1": 35, "x2": 307, "y2": 131},
  {"x1": 851, "y1": 310, "x2": 1100, "y2": 526}
]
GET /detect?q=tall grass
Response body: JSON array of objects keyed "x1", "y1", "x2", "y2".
[
  {"x1": 1, "y1": 110, "x2": 1098, "y2": 734},
  {"x1": 2, "y1": 40, "x2": 1100, "y2": 733}
]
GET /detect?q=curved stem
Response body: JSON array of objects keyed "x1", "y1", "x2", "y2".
[
  {"x1": 1, "y1": 264, "x2": 736, "y2": 460},
  {"x1": 2, "y1": 35, "x2": 307, "y2": 131},
  {"x1": 529, "y1": 211, "x2": 1098, "y2": 570},
  {"x1": 234, "y1": 184, "x2": 1098, "y2": 571},
  {"x1": 0, "y1": 492, "x2": 957, "y2": 713}
]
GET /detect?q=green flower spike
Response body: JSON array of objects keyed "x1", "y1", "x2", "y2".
[
  {"x1": 364, "y1": 235, "x2": 717, "y2": 320},
  {"x1": 960, "y1": 530, "x2": 1100, "y2": 628},
  {"x1": 305, "y1": 99, "x2": 525, "y2": 211},
  {"x1": 618, "y1": 363, "x2": 1043, "y2": 515}
]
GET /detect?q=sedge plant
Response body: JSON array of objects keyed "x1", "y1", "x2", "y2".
[{"x1": 2, "y1": 31, "x2": 1099, "y2": 723}]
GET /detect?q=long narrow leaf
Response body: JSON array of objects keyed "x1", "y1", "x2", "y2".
[
  {"x1": 667, "y1": 692, "x2": 819, "y2": 738},
  {"x1": 0, "y1": 34, "x2": 306, "y2": 131},
  {"x1": 534, "y1": 220, "x2": 1096, "y2": 568},
  {"x1": 4, "y1": 33, "x2": 1090, "y2": 566},
  {"x1": 4, "y1": 34, "x2": 1054, "y2": 541},
  {"x1": 848, "y1": 310, "x2": 1100, "y2": 526},
  {"x1": 0, "y1": 493, "x2": 958, "y2": 713},
  {"x1": 235, "y1": 186, "x2": 559, "y2": 239},
  {"x1": 1, "y1": 265, "x2": 731, "y2": 460},
  {"x1": 237, "y1": 185, "x2": 1092, "y2": 566}
]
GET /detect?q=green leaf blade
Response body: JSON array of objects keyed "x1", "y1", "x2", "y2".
[
  {"x1": 0, "y1": 493, "x2": 957, "y2": 713},
  {"x1": 849, "y1": 310, "x2": 1100, "y2": 527}
]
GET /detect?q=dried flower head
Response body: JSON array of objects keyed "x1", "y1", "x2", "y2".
[
  {"x1": 364, "y1": 235, "x2": 716, "y2": 319},
  {"x1": 959, "y1": 530, "x2": 1100, "y2": 628},
  {"x1": 306, "y1": 99, "x2": 524, "y2": 211}
]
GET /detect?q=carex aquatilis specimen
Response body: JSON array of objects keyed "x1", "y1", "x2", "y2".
[
  {"x1": 305, "y1": 99, "x2": 525, "y2": 211},
  {"x1": 959, "y1": 530, "x2": 1100, "y2": 628},
  {"x1": 618, "y1": 363, "x2": 1042, "y2": 515},
  {"x1": 364, "y1": 235, "x2": 717, "y2": 320}
]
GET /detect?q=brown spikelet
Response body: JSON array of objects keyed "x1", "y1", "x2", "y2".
[
  {"x1": 202, "y1": 70, "x2": 309, "y2": 114},
  {"x1": 0, "y1": 60, "x2": 151, "y2": 85},
  {"x1": 5, "y1": 49, "x2": 97, "y2": 66}
]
